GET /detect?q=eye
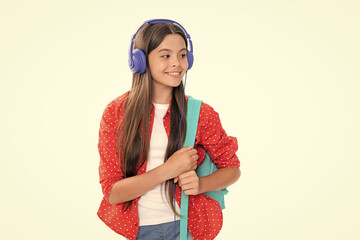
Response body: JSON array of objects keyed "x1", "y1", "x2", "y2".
[
  {"x1": 180, "y1": 53, "x2": 187, "y2": 58},
  {"x1": 161, "y1": 55, "x2": 170, "y2": 58}
]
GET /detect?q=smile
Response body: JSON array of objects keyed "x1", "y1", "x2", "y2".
[
  {"x1": 166, "y1": 72, "x2": 181, "y2": 75},
  {"x1": 166, "y1": 72, "x2": 181, "y2": 77}
]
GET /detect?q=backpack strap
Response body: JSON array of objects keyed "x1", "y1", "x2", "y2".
[{"x1": 180, "y1": 96, "x2": 202, "y2": 240}]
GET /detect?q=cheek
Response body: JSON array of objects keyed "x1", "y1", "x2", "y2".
[
  {"x1": 155, "y1": 64, "x2": 168, "y2": 75},
  {"x1": 149, "y1": 59, "x2": 165, "y2": 74},
  {"x1": 181, "y1": 58, "x2": 189, "y2": 69},
  {"x1": 150, "y1": 65, "x2": 162, "y2": 77}
]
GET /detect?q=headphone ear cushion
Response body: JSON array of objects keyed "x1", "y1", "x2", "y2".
[
  {"x1": 187, "y1": 50, "x2": 194, "y2": 70},
  {"x1": 131, "y1": 48, "x2": 147, "y2": 73}
]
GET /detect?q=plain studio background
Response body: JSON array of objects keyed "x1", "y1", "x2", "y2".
[{"x1": 1, "y1": 0, "x2": 359, "y2": 239}]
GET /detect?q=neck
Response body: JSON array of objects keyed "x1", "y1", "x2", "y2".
[{"x1": 152, "y1": 82, "x2": 172, "y2": 104}]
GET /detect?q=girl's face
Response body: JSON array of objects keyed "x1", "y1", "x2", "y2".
[{"x1": 148, "y1": 34, "x2": 188, "y2": 90}]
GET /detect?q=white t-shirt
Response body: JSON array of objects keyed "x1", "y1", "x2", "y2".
[{"x1": 138, "y1": 103, "x2": 181, "y2": 226}]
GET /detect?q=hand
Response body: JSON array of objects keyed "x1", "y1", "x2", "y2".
[
  {"x1": 174, "y1": 170, "x2": 201, "y2": 195},
  {"x1": 164, "y1": 146, "x2": 198, "y2": 180}
]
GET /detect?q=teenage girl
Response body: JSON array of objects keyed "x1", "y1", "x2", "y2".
[{"x1": 97, "y1": 19, "x2": 241, "y2": 240}]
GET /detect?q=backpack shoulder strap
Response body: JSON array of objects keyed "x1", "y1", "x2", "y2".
[
  {"x1": 180, "y1": 96, "x2": 202, "y2": 240},
  {"x1": 183, "y1": 96, "x2": 203, "y2": 147}
]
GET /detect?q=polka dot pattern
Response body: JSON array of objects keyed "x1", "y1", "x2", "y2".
[{"x1": 97, "y1": 92, "x2": 240, "y2": 240}]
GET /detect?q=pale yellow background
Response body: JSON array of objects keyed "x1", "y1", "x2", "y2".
[{"x1": 1, "y1": 0, "x2": 359, "y2": 239}]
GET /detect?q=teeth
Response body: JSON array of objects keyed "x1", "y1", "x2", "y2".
[{"x1": 167, "y1": 72, "x2": 180, "y2": 75}]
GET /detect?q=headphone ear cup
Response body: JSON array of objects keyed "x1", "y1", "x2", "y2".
[
  {"x1": 131, "y1": 48, "x2": 147, "y2": 73},
  {"x1": 187, "y1": 50, "x2": 194, "y2": 70}
]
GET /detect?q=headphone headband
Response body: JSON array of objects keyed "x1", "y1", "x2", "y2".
[{"x1": 128, "y1": 19, "x2": 194, "y2": 73}]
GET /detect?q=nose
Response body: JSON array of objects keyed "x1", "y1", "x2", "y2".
[{"x1": 171, "y1": 56, "x2": 181, "y2": 67}]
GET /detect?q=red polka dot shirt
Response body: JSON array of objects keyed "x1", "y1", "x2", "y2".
[{"x1": 97, "y1": 92, "x2": 240, "y2": 240}]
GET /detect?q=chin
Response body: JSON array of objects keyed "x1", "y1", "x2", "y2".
[
  {"x1": 171, "y1": 79, "x2": 183, "y2": 87},
  {"x1": 153, "y1": 76, "x2": 183, "y2": 88}
]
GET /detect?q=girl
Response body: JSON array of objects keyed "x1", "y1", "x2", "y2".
[{"x1": 97, "y1": 19, "x2": 240, "y2": 240}]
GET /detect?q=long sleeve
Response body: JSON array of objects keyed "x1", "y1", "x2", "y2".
[
  {"x1": 195, "y1": 102, "x2": 240, "y2": 169},
  {"x1": 98, "y1": 96, "x2": 125, "y2": 202}
]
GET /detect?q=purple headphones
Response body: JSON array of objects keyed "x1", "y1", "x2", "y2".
[{"x1": 128, "y1": 19, "x2": 194, "y2": 73}]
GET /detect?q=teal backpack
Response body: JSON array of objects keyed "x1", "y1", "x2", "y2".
[{"x1": 179, "y1": 96, "x2": 229, "y2": 240}]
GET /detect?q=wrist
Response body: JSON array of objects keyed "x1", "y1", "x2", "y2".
[
  {"x1": 157, "y1": 162, "x2": 171, "y2": 182},
  {"x1": 198, "y1": 177, "x2": 206, "y2": 194}
]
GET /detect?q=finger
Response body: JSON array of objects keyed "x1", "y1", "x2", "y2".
[
  {"x1": 192, "y1": 164, "x2": 197, "y2": 170},
  {"x1": 189, "y1": 149, "x2": 197, "y2": 155},
  {"x1": 178, "y1": 171, "x2": 197, "y2": 185},
  {"x1": 184, "y1": 189, "x2": 198, "y2": 196},
  {"x1": 178, "y1": 175, "x2": 190, "y2": 187},
  {"x1": 191, "y1": 158, "x2": 198, "y2": 168},
  {"x1": 178, "y1": 177, "x2": 192, "y2": 187},
  {"x1": 176, "y1": 146, "x2": 191, "y2": 154},
  {"x1": 180, "y1": 146, "x2": 193, "y2": 152},
  {"x1": 179, "y1": 170, "x2": 195, "y2": 179},
  {"x1": 183, "y1": 190, "x2": 192, "y2": 195},
  {"x1": 174, "y1": 177, "x2": 178, "y2": 183},
  {"x1": 183, "y1": 186, "x2": 197, "y2": 195}
]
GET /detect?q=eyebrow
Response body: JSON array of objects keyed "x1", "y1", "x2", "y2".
[{"x1": 158, "y1": 48, "x2": 187, "y2": 53}]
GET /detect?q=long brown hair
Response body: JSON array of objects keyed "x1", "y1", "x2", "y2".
[{"x1": 116, "y1": 22, "x2": 188, "y2": 214}]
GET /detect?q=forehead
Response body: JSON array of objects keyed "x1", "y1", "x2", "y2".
[{"x1": 156, "y1": 34, "x2": 186, "y2": 51}]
